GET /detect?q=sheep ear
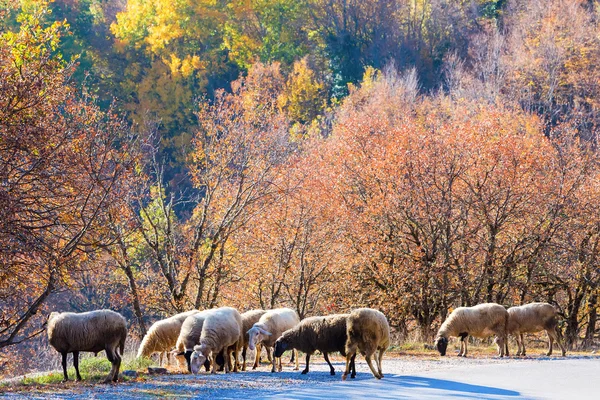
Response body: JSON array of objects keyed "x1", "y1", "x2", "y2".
[{"x1": 259, "y1": 328, "x2": 272, "y2": 336}]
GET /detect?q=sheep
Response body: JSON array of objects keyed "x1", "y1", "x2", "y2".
[
  {"x1": 189, "y1": 307, "x2": 243, "y2": 374},
  {"x1": 247, "y1": 307, "x2": 300, "y2": 373},
  {"x1": 273, "y1": 314, "x2": 356, "y2": 377},
  {"x1": 173, "y1": 310, "x2": 213, "y2": 372},
  {"x1": 434, "y1": 303, "x2": 508, "y2": 358},
  {"x1": 240, "y1": 309, "x2": 269, "y2": 371},
  {"x1": 342, "y1": 308, "x2": 390, "y2": 380},
  {"x1": 137, "y1": 309, "x2": 199, "y2": 366},
  {"x1": 506, "y1": 302, "x2": 566, "y2": 357},
  {"x1": 47, "y1": 309, "x2": 127, "y2": 383}
]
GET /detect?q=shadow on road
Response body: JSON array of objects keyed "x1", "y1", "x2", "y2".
[{"x1": 263, "y1": 374, "x2": 531, "y2": 400}]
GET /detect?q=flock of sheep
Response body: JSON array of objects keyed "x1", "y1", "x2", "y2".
[{"x1": 46, "y1": 301, "x2": 565, "y2": 384}]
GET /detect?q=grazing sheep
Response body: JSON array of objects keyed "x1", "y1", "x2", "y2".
[
  {"x1": 506, "y1": 302, "x2": 566, "y2": 357},
  {"x1": 240, "y1": 309, "x2": 269, "y2": 371},
  {"x1": 247, "y1": 308, "x2": 300, "y2": 373},
  {"x1": 434, "y1": 303, "x2": 508, "y2": 358},
  {"x1": 47, "y1": 310, "x2": 127, "y2": 383},
  {"x1": 189, "y1": 307, "x2": 243, "y2": 374},
  {"x1": 342, "y1": 308, "x2": 389, "y2": 380},
  {"x1": 137, "y1": 309, "x2": 199, "y2": 365},
  {"x1": 173, "y1": 310, "x2": 213, "y2": 372},
  {"x1": 274, "y1": 314, "x2": 356, "y2": 377}
]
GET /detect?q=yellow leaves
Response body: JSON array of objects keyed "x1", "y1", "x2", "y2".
[
  {"x1": 222, "y1": 23, "x2": 261, "y2": 69},
  {"x1": 180, "y1": 55, "x2": 203, "y2": 78},
  {"x1": 112, "y1": 0, "x2": 224, "y2": 58},
  {"x1": 278, "y1": 57, "x2": 325, "y2": 125},
  {"x1": 167, "y1": 54, "x2": 182, "y2": 75},
  {"x1": 360, "y1": 66, "x2": 380, "y2": 91}
]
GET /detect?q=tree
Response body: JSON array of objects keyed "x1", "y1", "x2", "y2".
[{"x1": 0, "y1": 6, "x2": 134, "y2": 349}]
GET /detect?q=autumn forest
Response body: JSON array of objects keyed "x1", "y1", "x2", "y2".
[{"x1": 2, "y1": 0, "x2": 600, "y2": 376}]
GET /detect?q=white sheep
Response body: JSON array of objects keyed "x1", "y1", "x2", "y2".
[
  {"x1": 190, "y1": 307, "x2": 243, "y2": 374},
  {"x1": 47, "y1": 309, "x2": 127, "y2": 383},
  {"x1": 173, "y1": 310, "x2": 213, "y2": 372},
  {"x1": 240, "y1": 309, "x2": 269, "y2": 371},
  {"x1": 247, "y1": 307, "x2": 300, "y2": 373},
  {"x1": 506, "y1": 302, "x2": 566, "y2": 357},
  {"x1": 434, "y1": 303, "x2": 508, "y2": 357},
  {"x1": 342, "y1": 308, "x2": 389, "y2": 380},
  {"x1": 137, "y1": 309, "x2": 199, "y2": 365}
]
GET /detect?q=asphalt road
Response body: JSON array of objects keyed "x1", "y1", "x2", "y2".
[{"x1": 2, "y1": 355, "x2": 598, "y2": 399}]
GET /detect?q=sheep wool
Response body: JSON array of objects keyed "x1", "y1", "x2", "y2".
[
  {"x1": 240, "y1": 309, "x2": 267, "y2": 371},
  {"x1": 274, "y1": 313, "x2": 355, "y2": 377},
  {"x1": 137, "y1": 309, "x2": 199, "y2": 365},
  {"x1": 173, "y1": 310, "x2": 214, "y2": 372},
  {"x1": 507, "y1": 302, "x2": 566, "y2": 357},
  {"x1": 343, "y1": 308, "x2": 390, "y2": 380},
  {"x1": 247, "y1": 307, "x2": 300, "y2": 373},
  {"x1": 190, "y1": 307, "x2": 243, "y2": 374},
  {"x1": 435, "y1": 303, "x2": 508, "y2": 357},
  {"x1": 47, "y1": 309, "x2": 127, "y2": 383}
]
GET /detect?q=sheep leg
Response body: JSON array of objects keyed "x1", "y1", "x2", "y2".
[
  {"x1": 520, "y1": 334, "x2": 526, "y2": 356},
  {"x1": 341, "y1": 351, "x2": 355, "y2": 381},
  {"x1": 73, "y1": 351, "x2": 82, "y2": 381},
  {"x1": 377, "y1": 347, "x2": 385, "y2": 378},
  {"x1": 61, "y1": 352, "x2": 69, "y2": 382},
  {"x1": 242, "y1": 346, "x2": 247, "y2": 371},
  {"x1": 211, "y1": 353, "x2": 218, "y2": 374},
  {"x1": 266, "y1": 346, "x2": 273, "y2": 362},
  {"x1": 546, "y1": 331, "x2": 554, "y2": 356},
  {"x1": 293, "y1": 349, "x2": 299, "y2": 370},
  {"x1": 551, "y1": 328, "x2": 567, "y2": 356},
  {"x1": 278, "y1": 354, "x2": 283, "y2": 372},
  {"x1": 458, "y1": 332, "x2": 468, "y2": 357},
  {"x1": 495, "y1": 335, "x2": 505, "y2": 357},
  {"x1": 323, "y1": 352, "x2": 335, "y2": 375},
  {"x1": 113, "y1": 349, "x2": 122, "y2": 382},
  {"x1": 350, "y1": 353, "x2": 357, "y2": 379},
  {"x1": 224, "y1": 348, "x2": 230, "y2": 373},
  {"x1": 233, "y1": 346, "x2": 239, "y2": 372},
  {"x1": 271, "y1": 352, "x2": 277, "y2": 373},
  {"x1": 302, "y1": 353, "x2": 310, "y2": 374},
  {"x1": 365, "y1": 354, "x2": 381, "y2": 379},
  {"x1": 227, "y1": 349, "x2": 233, "y2": 372},
  {"x1": 104, "y1": 347, "x2": 118, "y2": 383}
]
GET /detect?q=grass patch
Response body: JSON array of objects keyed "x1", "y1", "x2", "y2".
[
  {"x1": 21, "y1": 357, "x2": 112, "y2": 385},
  {"x1": 123, "y1": 356, "x2": 153, "y2": 371},
  {"x1": 17, "y1": 355, "x2": 156, "y2": 386}
]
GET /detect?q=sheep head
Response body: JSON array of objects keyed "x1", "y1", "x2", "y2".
[
  {"x1": 247, "y1": 326, "x2": 272, "y2": 350},
  {"x1": 273, "y1": 337, "x2": 289, "y2": 358},
  {"x1": 190, "y1": 345, "x2": 207, "y2": 374},
  {"x1": 434, "y1": 336, "x2": 448, "y2": 356}
]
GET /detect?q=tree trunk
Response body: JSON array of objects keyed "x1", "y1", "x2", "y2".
[
  {"x1": 583, "y1": 290, "x2": 598, "y2": 349},
  {"x1": 121, "y1": 264, "x2": 147, "y2": 336},
  {"x1": 565, "y1": 288, "x2": 585, "y2": 349}
]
